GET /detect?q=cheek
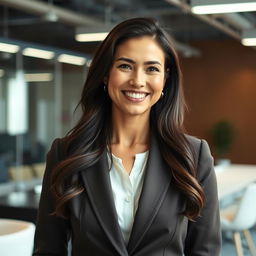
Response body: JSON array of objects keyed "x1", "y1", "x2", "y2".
[
  {"x1": 151, "y1": 76, "x2": 165, "y2": 92},
  {"x1": 108, "y1": 70, "x2": 126, "y2": 89}
]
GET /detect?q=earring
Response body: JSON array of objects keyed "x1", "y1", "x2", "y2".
[
  {"x1": 161, "y1": 91, "x2": 164, "y2": 98},
  {"x1": 103, "y1": 77, "x2": 107, "y2": 92}
]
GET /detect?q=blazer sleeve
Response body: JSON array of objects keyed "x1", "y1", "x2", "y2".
[
  {"x1": 184, "y1": 139, "x2": 221, "y2": 256},
  {"x1": 33, "y1": 138, "x2": 71, "y2": 256}
]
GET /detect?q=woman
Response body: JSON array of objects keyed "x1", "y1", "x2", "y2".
[{"x1": 33, "y1": 17, "x2": 221, "y2": 255}]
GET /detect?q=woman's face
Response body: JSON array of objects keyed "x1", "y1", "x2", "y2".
[{"x1": 107, "y1": 36, "x2": 166, "y2": 119}]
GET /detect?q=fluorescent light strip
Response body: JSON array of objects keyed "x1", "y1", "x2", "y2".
[
  {"x1": 191, "y1": 2, "x2": 256, "y2": 14},
  {"x1": 75, "y1": 32, "x2": 109, "y2": 42},
  {"x1": 23, "y1": 47, "x2": 55, "y2": 59},
  {"x1": 58, "y1": 54, "x2": 86, "y2": 66},
  {"x1": 242, "y1": 29, "x2": 256, "y2": 46},
  {"x1": 24, "y1": 73, "x2": 53, "y2": 82},
  {"x1": 0, "y1": 42, "x2": 20, "y2": 53},
  {"x1": 242, "y1": 38, "x2": 256, "y2": 46}
]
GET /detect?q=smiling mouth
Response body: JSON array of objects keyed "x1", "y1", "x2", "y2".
[{"x1": 122, "y1": 91, "x2": 149, "y2": 100}]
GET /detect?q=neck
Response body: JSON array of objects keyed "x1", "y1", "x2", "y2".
[{"x1": 111, "y1": 110, "x2": 150, "y2": 148}]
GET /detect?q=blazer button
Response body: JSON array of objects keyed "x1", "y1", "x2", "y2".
[{"x1": 125, "y1": 196, "x2": 131, "y2": 203}]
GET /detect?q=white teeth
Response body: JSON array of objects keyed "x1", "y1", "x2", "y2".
[{"x1": 124, "y1": 91, "x2": 147, "y2": 99}]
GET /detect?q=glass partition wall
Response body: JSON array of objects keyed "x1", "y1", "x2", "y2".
[
  {"x1": 61, "y1": 63, "x2": 85, "y2": 135},
  {"x1": 0, "y1": 40, "x2": 88, "y2": 189},
  {"x1": 0, "y1": 52, "x2": 17, "y2": 183}
]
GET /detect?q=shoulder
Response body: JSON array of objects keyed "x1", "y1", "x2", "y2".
[
  {"x1": 185, "y1": 134, "x2": 214, "y2": 180},
  {"x1": 47, "y1": 137, "x2": 68, "y2": 162},
  {"x1": 185, "y1": 134, "x2": 212, "y2": 158},
  {"x1": 185, "y1": 134, "x2": 201, "y2": 151}
]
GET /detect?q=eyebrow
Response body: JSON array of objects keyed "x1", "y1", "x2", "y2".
[{"x1": 115, "y1": 57, "x2": 162, "y2": 66}]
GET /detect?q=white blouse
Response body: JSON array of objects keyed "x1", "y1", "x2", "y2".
[{"x1": 107, "y1": 151, "x2": 149, "y2": 244}]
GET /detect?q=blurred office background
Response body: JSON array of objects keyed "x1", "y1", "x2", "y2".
[{"x1": 0, "y1": 1, "x2": 256, "y2": 255}]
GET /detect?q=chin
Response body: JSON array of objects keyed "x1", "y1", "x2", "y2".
[
  {"x1": 112, "y1": 104, "x2": 151, "y2": 118},
  {"x1": 124, "y1": 108, "x2": 150, "y2": 117}
]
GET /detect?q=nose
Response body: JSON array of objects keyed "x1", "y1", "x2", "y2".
[{"x1": 129, "y1": 70, "x2": 146, "y2": 87}]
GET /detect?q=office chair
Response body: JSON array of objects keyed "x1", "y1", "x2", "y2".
[
  {"x1": 0, "y1": 218, "x2": 35, "y2": 256},
  {"x1": 220, "y1": 183, "x2": 256, "y2": 256}
]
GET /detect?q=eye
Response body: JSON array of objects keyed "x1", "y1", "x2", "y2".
[
  {"x1": 146, "y1": 66, "x2": 160, "y2": 72},
  {"x1": 117, "y1": 63, "x2": 132, "y2": 70}
]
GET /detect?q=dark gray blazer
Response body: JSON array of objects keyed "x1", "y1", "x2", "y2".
[{"x1": 33, "y1": 135, "x2": 221, "y2": 256}]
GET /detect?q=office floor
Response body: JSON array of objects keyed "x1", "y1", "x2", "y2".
[{"x1": 221, "y1": 228, "x2": 256, "y2": 255}]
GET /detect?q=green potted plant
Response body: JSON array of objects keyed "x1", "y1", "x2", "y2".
[{"x1": 211, "y1": 120, "x2": 234, "y2": 165}]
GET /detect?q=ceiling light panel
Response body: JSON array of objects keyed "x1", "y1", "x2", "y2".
[
  {"x1": 242, "y1": 38, "x2": 256, "y2": 46},
  {"x1": 58, "y1": 54, "x2": 86, "y2": 66},
  {"x1": 242, "y1": 29, "x2": 256, "y2": 46},
  {"x1": 75, "y1": 25, "x2": 113, "y2": 42},
  {"x1": 0, "y1": 42, "x2": 20, "y2": 53},
  {"x1": 75, "y1": 32, "x2": 109, "y2": 42},
  {"x1": 191, "y1": 0, "x2": 256, "y2": 14},
  {"x1": 24, "y1": 73, "x2": 53, "y2": 82},
  {"x1": 23, "y1": 47, "x2": 55, "y2": 59}
]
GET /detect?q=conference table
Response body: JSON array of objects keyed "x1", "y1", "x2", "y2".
[
  {"x1": 215, "y1": 164, "x2": 256, "y2": 201},
  {"x1": 0, "y1": 189, "x2": 40, "y2": 223}
]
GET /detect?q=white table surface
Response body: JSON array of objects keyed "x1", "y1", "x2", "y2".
[{"x1": 215, "y1": 164, "x2": 256, "y2": 200}]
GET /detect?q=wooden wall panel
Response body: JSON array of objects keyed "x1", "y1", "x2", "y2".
[{"x1": 181, "y1": 40, "x2": 256, "y2": 164}]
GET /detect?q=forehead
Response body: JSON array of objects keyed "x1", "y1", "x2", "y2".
[{"x1": 114, "y1": 36, "x2": 165, "y2": 62}]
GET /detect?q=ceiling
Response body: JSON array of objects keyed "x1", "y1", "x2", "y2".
[{"x1": 0, "y1": 0, "x2": 256, "y2": 57}]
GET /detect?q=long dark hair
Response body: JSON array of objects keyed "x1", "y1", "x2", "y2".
[{"x1": 51, "y1": 17, "x2": 205, "y2": 220}]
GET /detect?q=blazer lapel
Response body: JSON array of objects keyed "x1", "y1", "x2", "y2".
[
  {"x1": 80, "y1": 150, "x2": 128, "y2": 256},
  {"x1": 127, "y1": 135, "x2": 172, "y2": 254}
]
